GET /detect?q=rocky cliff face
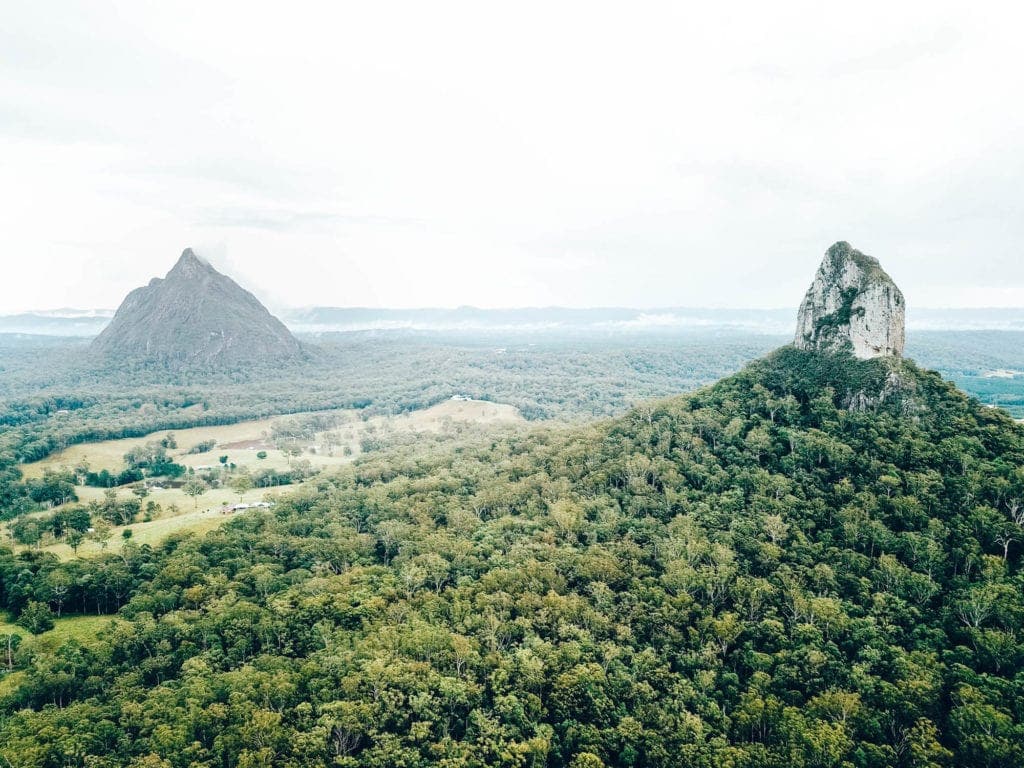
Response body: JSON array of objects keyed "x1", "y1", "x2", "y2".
[
  {"x1": 91, "y1": 249, "x2": 303, "y2": 368},
  {"x1": 794, "y1": 242, "x2": 905, "y2": 360}
]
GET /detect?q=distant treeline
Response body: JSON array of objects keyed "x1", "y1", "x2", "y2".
[{"x1": 3, "y1": 330, "x2": 1024, "y2": 470}]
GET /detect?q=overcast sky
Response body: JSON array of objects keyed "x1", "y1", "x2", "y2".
[{"x1": 2, "y1": 2, "x2": 1023, "y2": 312}]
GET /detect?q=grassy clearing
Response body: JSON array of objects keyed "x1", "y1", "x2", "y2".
[
  {"x1": 7, "y1": 485, "x2": 283, "y2": 558},
  {"x1": 0, "y1": 612, "x2": 120, "y2": 645},
  {"x1": 0, "y1": 671, "x2": 24, "y2": 699},
  {"x1": 20, "y1": 417, "x2": 285, "y2": 479},
  {"x1": 0, "y1": 613, "x2": 20, "y2": 637},
  {"x1": 34, "y1": 496, "x2": 277, "y2": 559},
  {"x1": 11, "y1": 400, "x2": 524, "y2": 559},
  {"x1": 40, "y1": 615, "x2": 123, "y2": 645},
  {"x1": 0, "y1": 613, "x2": 123, "y2": 697},
  {"x1": 22, "y1": 400, "x2": 523, "y2": 479}
]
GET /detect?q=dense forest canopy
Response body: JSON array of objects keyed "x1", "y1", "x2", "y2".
[
  {"x1": 2, "y1": 345, "x2": 1024, "y2": 766},
  {"x1": 0, "y1": 332, "x2": 779, "y2": 457},
  {"x1": 2, "y1": 329, "x2": 1023, "y2": 465}
]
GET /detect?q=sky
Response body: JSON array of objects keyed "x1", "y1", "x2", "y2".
[{"x1": 2, "y1": 1, "x2": 1024, "y2": 313}]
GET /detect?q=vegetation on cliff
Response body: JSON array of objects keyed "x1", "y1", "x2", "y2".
[{"x1": 2, "y1": 348, "x2": 1024, "y2": 766}]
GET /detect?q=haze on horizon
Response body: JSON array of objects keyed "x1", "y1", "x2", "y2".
[{"x1": 2, "y1": 2, "x2": 1024, "y2": 314}]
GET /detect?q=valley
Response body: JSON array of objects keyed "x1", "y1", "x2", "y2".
[
  {"x1": 5, "y1": 399, "x2": 525, "y2": 558},
  {"x1": 3, "y1": 246, "x2": 1024, "y2": 767},
  {"x1": 5, "y1": 5, "x2": 1024, "y2": 764},
  {"x1": 6, "y1": 339, "x2": 1024, "y2": 765}
]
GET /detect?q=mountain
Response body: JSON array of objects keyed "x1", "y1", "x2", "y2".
[
  {"x1": 90, "y1": 249, "x2": 303, "y2": 367},
  {"x1": 3, "y1": 245, "x2": 1024, "y2": 765},
  {"x1": 795, "y1": 241, "x2": 906, "y2": 359}
]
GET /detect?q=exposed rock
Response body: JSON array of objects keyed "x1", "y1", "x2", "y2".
[
  {"x1": 91, "y1": 248, "x2": 303, "y2": 368},
  {"x1": 795, "y1": 242, "x2": 905, "y2": 360},
  {"x1": 842, "y1": 369, "x2": 922, "y2": 416}
]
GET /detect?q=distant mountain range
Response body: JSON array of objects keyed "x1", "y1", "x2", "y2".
[
  {"x1": 4, "y1": 305, "x2": 1024, "y2": 337},
  {"x1": 0, "y1": 310, "x2": 114, "y2": 336}
]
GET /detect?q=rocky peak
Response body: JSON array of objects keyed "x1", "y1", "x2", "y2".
[
  {"x1": 91, "y1": 248, "x2": 303, "y2": 369},
  {"x1": 167, "y1": 248, "x2": 213, "y2": 279},
  {"x1": 794, "y1": 241, "x2": 905, "y2": 360}
]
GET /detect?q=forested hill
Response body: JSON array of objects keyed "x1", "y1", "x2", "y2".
[{"x1": 3, "y1": 348, "x2": 1024, "y2": 766}]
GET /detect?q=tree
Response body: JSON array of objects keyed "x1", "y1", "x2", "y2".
[
  {"x1": 144, "y1": 499, "x2": 161, "y2": 521},
  {"x1": 11, "y1": 517, "x2": 42, "y2": 547},
  {"x1": 1, "y1": 630, "x2": 20, "y2": 671},
  {"x1": 67, "y1": 529, "x2": 85, "y2": 554},
  {"x1": 90, "y1": 519, "x2": 113, "y2": 550},
  {"x1": 18, "y1": 600, "x2": 55, "y2": 634},
  {"x1": 183, "y1": 479, "x2": 208, "y2": 511},
  {"x1": 47, "y1": 571, "x2": 72, "y2": 617},
  {"x1": 62, "y1": 506, "x2": 92, "y2": 533},
  {"x1": 570, "y1": 754, "x2": 605, "y2": 768},
  {"x1": 231, "y1": 474, "x2": 254, "y2": 501},
  {"x1": 27, "y1": 469, "x2": 78, "y2": 507}
]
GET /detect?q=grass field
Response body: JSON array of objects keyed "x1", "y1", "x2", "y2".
[
  {"x1": 0, "y1": 613, "x2": 123, "y2": 697},
  {"x1": 22, "y1": 399, "x2": 522, "y2": 480},
  {"x1": 0, "y1": 670, "x2": 23, "y2": 699},
  {"x1": 20, "y1": 416, "x2": 294, "y2": 479},
  {"x1": 0, "y1": 612, "x2": 121, "y2": 646},
  {"x1": 0, "y1": 613, "x2": 21, "y2": 637},
  {"x1": 9, "y1": 400, "x2": 523, "y2": 559},
  {"x1": 31, "y1": 499, "x2": 262, "y2": 559}
]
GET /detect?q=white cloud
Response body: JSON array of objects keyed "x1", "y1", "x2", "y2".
[{"x1": 1, "y1": 1, "x2": 1023, "y2": 312}]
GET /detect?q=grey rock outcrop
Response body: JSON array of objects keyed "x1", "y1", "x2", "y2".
[
  {"x1": 794, "y1": 242, "x2": 905, "y2": 359},
  {"x1": 92, "y1": 248, "x2": 303, "y2": 368}
]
